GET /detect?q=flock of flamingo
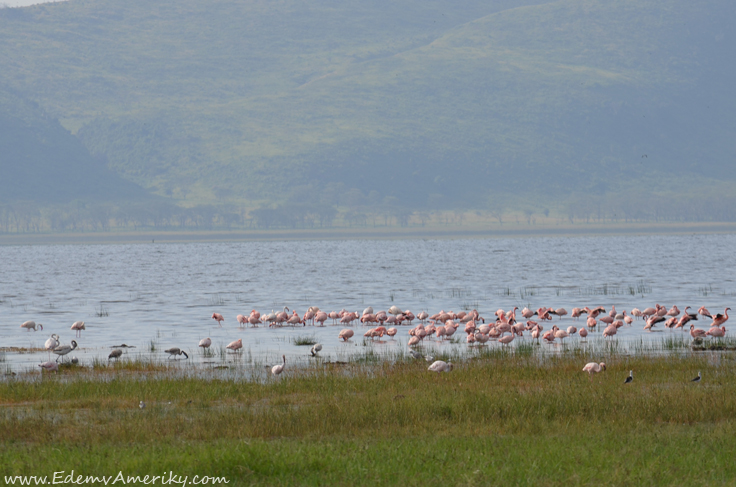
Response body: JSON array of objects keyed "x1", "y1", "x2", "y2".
[
  {"x1": 210, "y1": 303, "x2": 730, "y2": 347},
  {"x1": 21, "y1": 303, "x2": 731, "y2": 376}
]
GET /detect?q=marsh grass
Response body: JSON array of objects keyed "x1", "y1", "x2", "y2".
[
  {"x1": 4, "y1": 350, "x2": 736, "y2": 485},
  {"x1": 95, "y1": 303, "x2": 109, "y2": 317},
  {"x1": 292, "y1": 335, "x2": 317, "y2": 346}
]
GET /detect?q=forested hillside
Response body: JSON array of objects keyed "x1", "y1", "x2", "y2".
[{"x1": 0, "y1": 0, "x2": 734, "y2": 228}]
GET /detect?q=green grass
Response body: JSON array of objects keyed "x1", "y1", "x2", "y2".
[
  {"x1": 292, "y1": 335, "x2": 318, "y2": 346},
  {"x1": 2, "y1": 352, "x2": 736, "y2": 485}
]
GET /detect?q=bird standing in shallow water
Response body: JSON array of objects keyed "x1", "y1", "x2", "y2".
[
  {"x1": 624, "y1": 370, "x2": 633, "y2": 384},
  {"x1": 109, "y1": 349, "x2": 123, "y2": 361},
  {"x1": 165, "y1": 347, "x2": 189, "y2": 360},
  {"x1": 691, "y1": 372, "x2": 701, "y2": 383},
  {"x1": 53, "y1": 340, "x2": 77, "y2": 362},
  {"x1": 71, "y1": 321, "x2": 85, "y2": 338},
  {"x1": 310, "y1": 343, "x2": 322, "y2": 357},
  {"x1": 272, "y1": 355, "x2": 286, "y2": 376}
]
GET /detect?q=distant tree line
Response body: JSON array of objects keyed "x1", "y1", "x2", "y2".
[{"x1": 1, "y1": 193, "x2": 735, "y2": 234}]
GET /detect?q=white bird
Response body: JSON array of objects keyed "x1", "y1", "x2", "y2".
[
  {"x1": 53, "y1": 340, "x2": 77, "y2": 362},
  {"x1": 165, "y1": 347, "x2": 189, "y2": 359},
  {"x1": 44, "y1": 334, "x2": 60, "y2": 359},
  {"x1": 226, "y1": 339, "x2": 243, "y2": 353},
  {"x1": 428, "y1": 360, "x2": 453, "y2": 373},
  {"x1": 38, "y1": 361, "x2": 59, "y2": 373},
  {"x1": 424, "y1": 355, "x2": 435, "y2": 363},
  {"x1": 198, "y1": 337, "x2": 212, "y2": 349},
  {"x1": 388, "y1": 306, "x2": 403, "y2": 316},
  {"x1": 21, "y1": 320, "x2": 43, "y2": 332},
  {"x1": 310, "y1": 343, "x2": 322, "y2": 357},
  {"x1": 271, "y1": 355, "x2": 286, "y2": 376},
  {"x1": 70, "y1": 321, "x2": 85, "y2": 338}
]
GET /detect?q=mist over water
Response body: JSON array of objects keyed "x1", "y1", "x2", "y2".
[{"x1": 1, "y1": 234, "x2": 734, "y2": 372}]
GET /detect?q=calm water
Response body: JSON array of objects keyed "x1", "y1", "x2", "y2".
[{"x1": 1, "y1": 234, "x2": 734, "y2": 374}]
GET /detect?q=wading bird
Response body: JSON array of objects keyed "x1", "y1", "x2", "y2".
[
  {"x1": 70, "y1": 321, "x2": 85, "y2": 338},
  {"x1": 165, "y1": 347, "x2": 189, "y2": 359},
  {"x1": 44, "y1": 334, "x2": 60, "y2": 359},
  {"x1": 53, "y1": 340, "x2": 77, "y2": 362},
  {"x1": 108, "y1": 349, "x2": 123, "y2": 361},
  {"x1": 38, "y1": 361, "x2": 58, "y2": 373},
  {"x1": 310, "y1": 343, "x2": 322, "y2": 357},
  {"x1": 428, "y1": 360, "x2": 453, "y2": 373},
  {"x1": 272, "y1": 355, "x2": 286, "y2": 376},
  {"x1": 21, "y1": 320, "x2": 43, "y2": 332},
  {"x1": 199, "y1": 337, "x2": 212, "y2": 349},
  {"x1": 211, "y1": 313, "x2": 225, "y2": 326},
  {"x1": 582, "y1": 362, "x2": 606, "y2": 381},
  {"x1": 226, "y1": 339, "x2": 243, "y2": 353}
]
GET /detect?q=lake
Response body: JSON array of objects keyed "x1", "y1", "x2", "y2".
[{"x1": 1, "y1": 233, "x2": 734, "y2": 373}]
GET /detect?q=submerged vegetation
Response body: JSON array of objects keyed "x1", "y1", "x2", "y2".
[{"x1": 3, "y1": 349, "x2": 736, "y2": 485}]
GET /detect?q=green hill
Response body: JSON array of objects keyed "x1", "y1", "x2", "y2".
[
  {"x1": 0, "y1": 86, "x2": 149, "y2": 204},
  {"x1": 0, "y1": 0, "x2": 734, "y2": 212}
]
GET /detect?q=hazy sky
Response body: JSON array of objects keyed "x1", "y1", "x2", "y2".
[{"x1": 1, "y1": 0, "x2": 65, "y2": 6}]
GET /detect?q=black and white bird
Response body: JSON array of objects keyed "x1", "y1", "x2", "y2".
[
  {"x1": 310, "y1": 343, "x2": 322, "y2": 357},
  {"x1": 165, "y1": 348, "x2": 189, "y2": 360},
  {"x1": 139, "y1": 401, "x2": 146, "y2": 409},
  {"x1": 691, "y1": 371, "x2": 702, "y2": 383},
  {"x1": 624, "y1": 370, "x2": 633, "y2": 384},
  {"x1": 53, "y1": 340, "x2": 78, "y2": 362}
]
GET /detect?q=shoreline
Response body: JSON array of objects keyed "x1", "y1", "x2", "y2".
[{"x1": 0, "y1": 221, "x2": 735, "y2": 245}]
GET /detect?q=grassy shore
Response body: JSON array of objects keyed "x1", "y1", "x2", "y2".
[{"x1": 3, "y1": 352, "x2": 736, "y2": 486}]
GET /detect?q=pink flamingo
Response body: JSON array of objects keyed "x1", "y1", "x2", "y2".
[
  {"x1": 71, "y1": 321, "x2": 85, "y2": 338},
  {"x1": 553, "y1": 326, "x2": 569, "y2": 344},
  {"x1": 698, "y1": 306, "x2": 712, "y2": 319},
  {"x1": 498, "y1": 332, "x2": 515, "y2": 347},
  {"x1": 690, "y1": 324, "x2": 707, "y2": 339},
  {"x1": 338, "y1": 329, "x2": 354, "y2": 341},
  {"x1": 271, "y1": 355, "x2": 286, "y2": 376},
  {"x1": 211, "y1": 313, "x2": 224, "y2": 326},
  {"x1": 707, "y1": 326, "x2": 726, "y2": 338},
  {"x1": 20, "y1": 321, "x2": 43, "y2": 332},
  {"x1": 386, "y1": 327, "x2": 397, "y2": 338},
  {"x1": 226, "y1": 338, "x2": 243, "y2": 353},
  {"x1": 666, "y1": 305, "x2": 680, "y2": 317},
  {"x1": 287, "y1": 311, "x2": 303, "y2": 326},
  {"x1": 578, "y1": 327, "x2": 588, "y2": 340},
  {"x1": 236, "y1": 314, "x2": 247, "y2": 327},
  {"x1": 571, "y1": 308, "x2": 584, "y2": 320},
  {"x1": 38, "y1": 361, "x2": 59, "y2": 374},
  {"x1": 329, "y1": 311, "x2": 340, "y2": 324},
  {"x1": 711, "y1": 308, "x2": 730, "y2": 327},
  {"x1": 582, "y1": 362, "x2": 606, "y2": 381},
  {"x1": 315, "y1": 311, "x2": 328, "y2": 326},
  {"x1": 586, "y1": 317, "x2": 597, "y2": 329},
  {"x1": 555, "y1": 308, "x2": 568, "y2": 319},
  {"x1": 248, "y1": 314, "x2": 262, "y2": 327}
]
